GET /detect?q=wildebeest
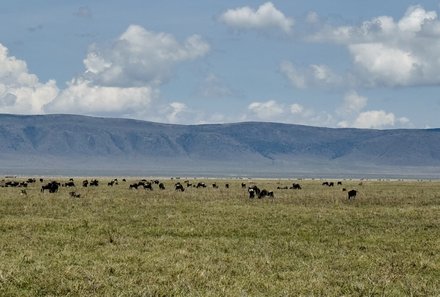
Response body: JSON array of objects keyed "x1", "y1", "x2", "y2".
[
  {"x1": 175, "y1": 182, "x2": 185, "y2": 192},
  {"x1": 248, "y1": 185, "x2": 261, "y2": 199},
  {"x1": 348, "y1": 189, "x2": 357, "y2": 200},
  {"x1": 143, "y1": 182, "x2": 153, "y2": 190},
  {"x1": 196, "y1": 182, "x2": 206, "y2": 188},
  {"x1": 82, "y1": 180, "x2": 89, "y2": 187},
  {"x1": 63, "y1": 181, "x2": 75, "y2": 187},
  {"x1": 290, "y1": 183, "x2": 302, "y2": 190},
  {"x1": 258, "y1": 189, "x2": 274, "y2": 198},
  {"x1": 159, "y1": 183, "x2": 165, "y2": 190},
  {"x1": 241, "y1": 183, "x2": 246, "y2": 188},
  {"x1": 212, "y1": 183, "x2": 219, "y2": 189},
  {"x1": 225, "y1": 183, "x2": 229, "y2": 189},
  {"x1": 89, "y1": 179, "x2": 99, "y2": 187},
  {"x1": 69, "y1": 191, "x2": 81, "y2": 198},
  {"x1": 41, "y1": 181, "x2": 60, "y2": 193},
  {"x1": 337, "y1": 181, "x2": 342, "y2": 185}
]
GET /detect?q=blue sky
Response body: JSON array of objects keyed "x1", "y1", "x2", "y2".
[{"x1": 1, "y1": 1, "x2": 440, "y2": 128}]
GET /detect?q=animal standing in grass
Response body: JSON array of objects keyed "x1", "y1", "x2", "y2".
[{"x1": 348, "y1": 189, "x2": 357, "y2": 200}]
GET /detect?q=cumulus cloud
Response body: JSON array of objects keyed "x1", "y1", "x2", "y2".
[
  {"x1": 245, "y1": 100, "x2": 334, "y2": 126},
  {"x1": 83, "y1": 25, "x2": 210, "y2": 87},
  {"x1": 0, "y1": 43, "x2": 58, "y2": 114},
  {"x1": 248, "y1": 100, "x2": 284, "y2": 120},
  {"x1": 220, "y1": 2, "x2": 293, "y2": 33},
  {"x1": 338, "y1": 111, "x2": 411, "y2": 129},
  {"x1": 310, "y1": 5, "x2": 440, "y2": 87},
  {"x1": 352, "y1": 110, "x2": 407, "y2": 129},
  {"x1": 45, "y1": 79, "x2": 155, "y2": 117},
  {"x1": 280, "y1": 61, "x2": 343, "y2": 89},
  {"x1": 46, "y1": 25, "x2": 210, "y2": 120}
]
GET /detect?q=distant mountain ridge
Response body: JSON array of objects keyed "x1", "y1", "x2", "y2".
[{"x1": 0, "y1": 114, "x2": 439, "y2": 178}]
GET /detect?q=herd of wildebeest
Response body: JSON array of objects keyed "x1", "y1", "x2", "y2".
[{"x1": 0, "y1": 177, "x2": 359, "y2": 200}]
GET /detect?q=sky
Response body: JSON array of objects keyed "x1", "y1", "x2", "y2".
[{"x1": 1, "y1": 1, "x2": 440, "y2": 129}]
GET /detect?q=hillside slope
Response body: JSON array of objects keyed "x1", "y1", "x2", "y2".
[{"x1": 0, "y1": 114, "x2": 439, "y2": 177}]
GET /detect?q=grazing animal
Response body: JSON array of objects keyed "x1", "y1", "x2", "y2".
[
  {"x1": 248, "y1": 188, "x2": 256, "y2": 199},
  {"x1": 69, "y1": 191, "x2": 81, "y2": 198},
  {"x1": 342, "y1": 188, "x2": 347, "y2": 192},
  {"x1": 196, "y1": 182, "x2": 206, "y2": 188},
  {"x1": 41, "y1": 181, "x2": 60, "y2": 193},
  {"x1": 82, "y1": 180, "x2": 89, "y2": 187},
  {"x1": 290, "y1": 183, "x2": 302, "y2": 190},
  {"x1": 348, "y1": 189, "x2": 357, "y2": 200},
  {"x1": 337, "y1": 181, "x2": 342, "y2": 185},
  {"x1": 159, "y1": 183, "x2": 165, "y2": 190},
  {"x1": 143, "y1": 182, "x2": 153, "y2": 191},
  {"x1": 212, "y1": 183, "x2": 219, "y2": 189},
  {"x1": 241, "y1": 183, "x2": 246, "y2": 188},
  {"x1": 89, "y1": 179, "x2": 99, "y2": 187},
  {"x1": 175, "y1": 182, "x2": 185, "y2": 192},
  {"x1": 225, "y1": 183, "x2": 229, "y2": 189},
  {"x1": 258, "y1": 189, "x2": 274, "y2": 199},
  {"x1": 63, "y1": 181, "x2": 75, "y2": 187}
]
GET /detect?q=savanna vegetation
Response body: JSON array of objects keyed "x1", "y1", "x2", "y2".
[{"x1": 0, "y1": 177, "x2": 439, "y2": 296}]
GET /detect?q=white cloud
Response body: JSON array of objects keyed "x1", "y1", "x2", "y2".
[
  {"x1": 341, "y1": 91, "x2": 367, "y2": 113},
  {"x1": 245, "y1": 100, "x2": 334, "y2": 126},
  {"x1": 353, "y1": 110, "x2": 397, "y2": 128},
  {"x1": 46, "y1": 25, "x2": 210, "y2": 121},
  {"x1": 166, "y1": 102, "x2": 188, "y2": 123},
  {"x1": 290, "y1": 103, "x2": 304, "y2": 114},
  {"x1": 280, "y1": 61, "x2": 306, "y2": 88},
  {"x1": 280, "y1": 61, "x2": 342, "y2": 89},
  {"x1": 248, "y1": 100, "x2": 284, "y2": 120},
  {"x1": 309, "y1": 5, "x2": 440, "y2": 87},
  {"x1": 45, "y1": 79, "x2": 155, "y2": 117},
  {"x1": 220, "y1": 2, "x2": 293, "y2": 33},
  {"x1": 0, "y1": 43, "x2": 59, "y2": 114},
  {"x1": 337, "y1": 110, "x2": 411, "y2": 129},
  {"x1": 348, "y1": 43, "x2": 420, "y2": 87},
  {"x1": 83, "y1": 25, "x2": 210, "y2": 87}
]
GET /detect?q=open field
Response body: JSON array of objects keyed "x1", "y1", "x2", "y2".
[{"x1": 0, "y1": 178, "x2": 439, "y2": 296}]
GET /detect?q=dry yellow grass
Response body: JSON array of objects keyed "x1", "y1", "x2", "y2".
[{"x1": 0, "y1": 178, "x2": 439, "y2": 296}]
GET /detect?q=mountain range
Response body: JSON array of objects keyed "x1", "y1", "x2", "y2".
[{"x1": 0, "y1": 114, "x2": 439, "y2": 178}]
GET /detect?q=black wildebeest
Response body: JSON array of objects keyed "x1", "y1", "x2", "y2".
[{"x1": 348, "y1": 189, "x2": 357, "y2": 200}]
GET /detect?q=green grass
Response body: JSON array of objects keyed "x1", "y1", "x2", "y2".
[{"x1": 0, "y1": 178, "x2": 439, "y2": 296}]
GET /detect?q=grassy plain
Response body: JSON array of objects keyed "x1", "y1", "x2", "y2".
[{"x1": 0, "y1": 178, "x2": 439, "y2": 296}]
